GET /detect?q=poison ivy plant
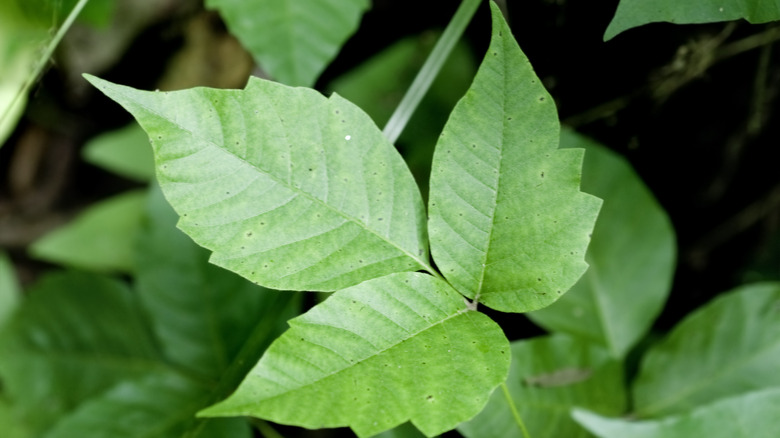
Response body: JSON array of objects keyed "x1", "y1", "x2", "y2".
[
  {"x1": 206, "y1": 0, "x2": 370, "y2": 87},
  {"x1": 574, "y1": 387, "x2": 780, "y2": 438},
  {"x1": 605, "y1": 0, "x2": 780, "y2": 40},
  {"x1": 528, "y1": 129, "x2": 675, "y2": 358},
  {"x1": 84, "y1": 2, "x2": 601, "y2": 436}
]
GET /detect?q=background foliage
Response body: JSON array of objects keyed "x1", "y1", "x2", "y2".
[{"x1": 1, "y1": 0, "x2": 779, "y2": 437}]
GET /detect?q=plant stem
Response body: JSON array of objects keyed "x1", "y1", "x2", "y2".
[
  {"x1": 0, "y1": 0, "x2": 90, "y2": 129},
  {"x1": 382, "y1": 0, "x2": 482, "y2": 144},
  {"x1": 501, "y1": 382, "x2": 531, "y2": 438}
]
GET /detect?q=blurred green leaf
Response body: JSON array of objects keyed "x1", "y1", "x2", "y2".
[
  {"x1": 0, "y1": 252, "x2": 21, "y2": 328},
  {"x1": 82, "y1": 123, "x2": 155, "y2": 182},
  {"x1": 574, "y1": 388, "x2": 780, "y2": 438},
  {"x1": 374, "y1": 422, "x2": 427, "y2": 438},
  {"x1": 136, "y1": 185, "x2": 298, "y2": 380},
  {"x1": 0, "y1": 271, "x2": 164, "y2": 434},
  {"x1": 605, "y1": 0, "x2": 780, "y2": 40},
  {"x1": 633, "y1": 282, "x2": 780, "y2": 417},
  {"x1": 29, "y1": 190, "x2": 146, "y2": 273},
  {"x1": 528, "y1": 129, "x2": 675, "y2": 358},
  {"x1": 206, "y1": 0, "x2": 369, "y2": 87},
  {"x1": 45, "y1": 371, "x2": 251, "y2": 438},
  {"x1": 459, "y1": 334, "x2": 626, "y2": 438},
  {"x1": 0, "y1": 395, "x2": 31, "y2": 438}
]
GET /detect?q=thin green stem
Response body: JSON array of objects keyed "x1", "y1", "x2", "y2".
[
  {"x1": 0, "y1": 0, "x2": 90, "y2": 130},
  {"x1": 382, "y1": 0, "x2": 482, "y2": 144},
  {"x1": 501, "y1": 382, "x2": 531, "y2": 438}
]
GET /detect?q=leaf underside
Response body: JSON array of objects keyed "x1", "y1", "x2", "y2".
[
  {"x1": 428, "y1": 3, "x2": 602, "y2": 313},
  {"x1": 85, "y1": 74, "x2": 429, "y2": 292},
  {"x1": 201, "y1": 272, "x2": 511, "y2": 438},
  {"x1": 605, "y1": 0, "x2": 780, "y2": 40}
]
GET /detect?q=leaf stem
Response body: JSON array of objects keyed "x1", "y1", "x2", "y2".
[
  {"x1": 0, "y1": 0, "x2": 90, "y2": 130},
  {"x1": 382, "y1": 0, "x2": 482, "y2": 144},
  {"x1": 501, "y1": 382, "x2": 531, "y2": 438}
]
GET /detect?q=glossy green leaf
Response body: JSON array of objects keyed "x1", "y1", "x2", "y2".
[
  {"x1": 29, "y1": 190, "x2": 146, "y2": 273},
  {"x1": 206, "y1": 0, "x2": 369, "y2": 87},
  {"x1": 459, "y1": 334, "x2": 626, "y2": 438},
  {"x1": 633, "y1": 282, "x2": 780, "y2": 417},
  {"x1": 0, "y1": 271, "x2": 163, "y2": 434},
  {"x1": 605, "y1": 0, "x2": 780, "y2": 40},
  {"x1": 45, "y1": 371, "x2": 251, "y2": 438},
  {"x1": 0, "y1": 252, "x2": 20, "y2": 328},
  {"x1": 574, "y1": 388, "x2": 780, "y2": 438},
  {"x1": 82, "y1": 123, "x2": 155, "y2": 182},
  {"x1": 528, "y1": 130, "x2": 675, "y2": 358},
  {"x1": 201, "y1": 272, "x2": 510, "y2": 438},
  {"x1": 136, "y1": 185, "x2": 298, "y2": 379},
  {"x1": 427, "y1": 3, "x2": 602, "y2": 313},
  {"x1": 85, "y1": 74, "x2": 430, "y2": 292}
]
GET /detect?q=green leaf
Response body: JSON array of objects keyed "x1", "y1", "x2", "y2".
[
  {"x1": 84, "y1": 74, "x2": 430, "y2": 292},
  {"x1": 201, "y1": 272, "x2": 510, "y2": 438},
  {"x1": 573, "y1": 387, "x2": 780, "y2": 438},
  {"x1": 633, "y1": 282, "x2": 780, "y2": 417},
  {"x1": 459, "y1": 334, "x2": 626, "y2": 438},
  {"x1": 0, "y1": 395, "x2": 31, "y2": 438},
  {"x1": 136, "y1": 185, "x2": 298, "y2": 379},
  {"x1": 528, "y1": 130, "x2": 675, "y2": 358},
  {"x1": 427, "y1": 3, "x2": 602, "y2": 313},
  {"x1": 82, "y1": 123, "x2": 155, "y2": 182},
  {"x1": 0, "y1": 252, "x2": 21, "y2": 328},
  {"x1": 29, "y1": 190, "x2": 146, "y2": 273},
  {"x1": 206, "y1": 0, "x2": 369, "y2": 87},
  {"x1": 0, "y1": 271, "x2": 163, "y2": 434},
  {"x1": 605, "y1": 0, "x2": 780, "y2": 40},
  {"x1": 45, "y1": 371, "x2": 251, "y2": 438}
]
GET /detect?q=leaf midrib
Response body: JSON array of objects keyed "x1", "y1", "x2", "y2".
[
  {"x1": 112, "y1": 82, "x2": 431, "y2": 273},
  {"x1": 231, "y1": 307, "x2": 472, "y2": 409}
]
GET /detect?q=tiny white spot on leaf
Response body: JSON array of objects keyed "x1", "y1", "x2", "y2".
[{"x1": 345, "y1": 135, "x2": 351, "y2": 140}]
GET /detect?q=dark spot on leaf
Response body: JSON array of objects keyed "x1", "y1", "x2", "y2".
[
  {"x1": 507, "y1": 117, "x2": 512, "y2": 120},
  {"x1": 539, "y1": 96, "x2": 545, "y2": 102},
  {"x1": 541, "y1": 172, "x2": 544, "y2": 178},
  {"x1": 246, "y1": 231, "x2": 253, "y2": 237},
  {"x1": 377, "y1": 218, "x2": 383, "y2": 221},
  {"x1": 537, "y1": 278, "x2": 542, "y2": 281},
  {"x1": 492, "y1": 51, "x2": 498, "y2": 56}
]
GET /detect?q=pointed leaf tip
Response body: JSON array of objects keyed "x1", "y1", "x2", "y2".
[
  {"x1": 201, "y1": 272, "x2": 510, "y2": 438},
  {"x1": 428, "y1": 2, "x2": 602, "y2": 313},
  {"x1": 85, "y1": 76, "x2": 430, "y2": 292}
]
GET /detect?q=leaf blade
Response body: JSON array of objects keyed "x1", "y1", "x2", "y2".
[
  {"x1": 633, "y1": 282, "x2": 780, "y2": 417},
  {"x1": 574, "y1": 388, "x2": 780, "y2": 438},
  {"x1": 459, "y1": 334, "x2": 626, "y2": 438},
  {"x1": 428, "y1": 3, "x2": 602, "y2": 313},
  {"x1": 528, "y1": 130, "x2": 675, "y2": 358},
  {"x1": 605, "y1": 0, "x2": 780, "y2": 40},
  {"x1": 206, "y1": 0, "x2": 369, "y2": 87},
  {"x1": 85, "y1": 74, "x2": 429, "y2": 291},
  {"x1": 201, "y1": 272, "x2": 510, "y2": 438}
]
